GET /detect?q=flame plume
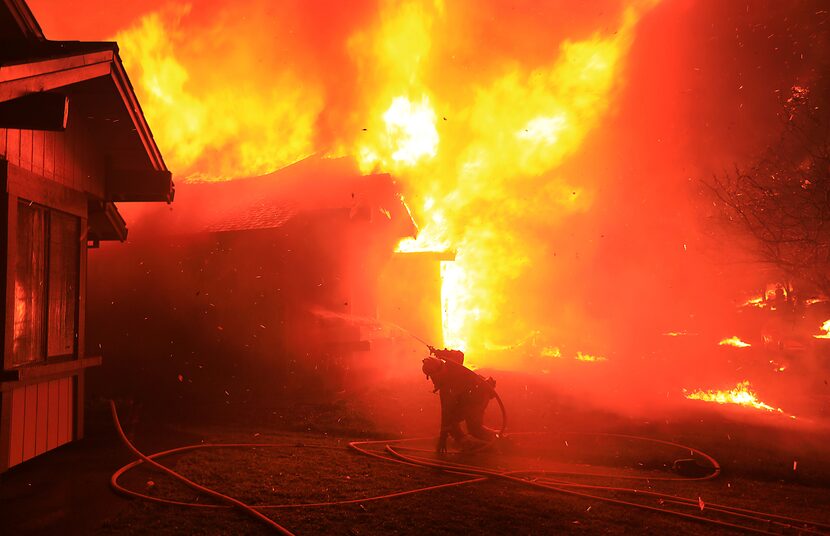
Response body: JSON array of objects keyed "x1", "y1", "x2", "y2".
[
  {"x1": 347, "y1": 1, "x2": 659, "y2": 352},
  {"x1": 115, "y1": 3, "x2": 325, "y2": 181},
  {"x1": 109, "y1": 0, "x2": 661, "y2": 357}
]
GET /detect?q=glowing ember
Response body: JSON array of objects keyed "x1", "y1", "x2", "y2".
[
  {"x1": 813, "y1": 319, "x2": 830, "y2": 339},
  {"x1": 540, "y1": 347, "x2": 606, "y2": 362},
  {"x1": 663, "y1": 331, "x2": 688, "y2": 337},
  {"x1": 541, "y1": 347, "x2": 562, "y2": 358},
  {"x1": 741, "y1": 296, "x2": 767, "y2": 308},
  {"x1": 685, "y1": 381, "x2": 787, "y2": 414},
  {"x1": 575, "y1": 352, "x2": 607, "y2": 362},
  {"x1": 718, "y1": 336, "x2": 751, "y2": 348}
]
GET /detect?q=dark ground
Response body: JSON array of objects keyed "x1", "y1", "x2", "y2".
[{"x1": 2, "y1": 370, "x2": 830, "y2": 535}]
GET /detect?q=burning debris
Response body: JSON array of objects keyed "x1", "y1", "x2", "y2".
[
  {"x1": 741, "y1": 296, "x2": 767, "y2": 309},
  {"x1": 663, "y1": 331, "x2": 692, "y2": 337},
  {"x1": 541, "y1": 347, "x2": 562, "y2": 358},
  {"x1": 684, "y1": 381, "x2": 792, "y2": 417},
  {"x1": 813, "y1": 319, "x2": 830, "y2": 339},
  {"x1": 718, "y1": 336, "x2": 752, "y2": 348},
  {"x1": 575, "y1": 352, "x2": 607, "y2": 363},
  {"x1": 541, "y1": 347, "x2": 607, "y2": 363}
]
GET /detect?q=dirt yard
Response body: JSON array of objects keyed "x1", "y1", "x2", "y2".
[{"x1": 2, "y1": 372, "x2": 829, "y2": 535}]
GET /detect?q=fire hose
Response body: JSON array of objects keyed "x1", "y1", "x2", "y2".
[{"x1": 108, "y1": 399, "x2": 830, "y2": 535}]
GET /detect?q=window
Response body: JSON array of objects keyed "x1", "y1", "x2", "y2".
[
  {"x1": 48, "y1": 211, "x2": 80, "y2": 357},
  {"x1": 13, "y1": 203, "x2": 47, "y2": 365},
  {"x1": 12, "y1": 201, "x2": 80, "y2": 366}
]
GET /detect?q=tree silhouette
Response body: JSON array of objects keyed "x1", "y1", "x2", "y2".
[{"x1": 704, "y1": 85, "x2": 830, "y2": 299}]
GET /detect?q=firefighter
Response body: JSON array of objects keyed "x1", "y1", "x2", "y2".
[
  {"x1": 428, "y1": 345, "x2": 465, "y2": 365},
  {"x1": 422, "y1": 352, "x2": 498, "y2": 453}
]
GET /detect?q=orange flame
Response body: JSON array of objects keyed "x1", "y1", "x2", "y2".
[
  {"x1": 813, "y1": 319, "x2": 830, "y2": 339},
  {"x1": 541, "y1": 347, "x2": 562, "y2": 358},
  {"x1": 741, "y1": 296, "x2": 767, "y2": 309},
  {"x1": 114, "y1": 5, "x2": 323, "y2": 181},
  {"x1": 369, "y1": 2, "x2": 660, "y2": 352},
  {"x1": 718, "y1": 336, "x2": 751, "y2": 348},
  {"x1": 685, "y1": 381, "x2": 790, "y2": 416},
  {"x1": 575, "y1": 352, "x2": 607, "y2": 362},
  {"x1": 541, "y1": 347, "x2": 606, "y2": 362},
  {"x1": 112, "y1": 0, "x2": 660, "y2": 356}
]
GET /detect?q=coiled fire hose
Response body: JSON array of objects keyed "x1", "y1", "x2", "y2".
[
  {"x1": 109, "y1": 399, "x2": 829, "y2": 535},
  {"x1": 109, "y1": 400, "x2": 295, "y2": 535}
]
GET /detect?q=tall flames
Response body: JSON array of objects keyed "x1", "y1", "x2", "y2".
[
  {"x1": 113, "y1": 0, "x2": 661, "y2": 355},
  {"x1": 353, "y1": 2, "x2": 658, "y2": 351},
  {"x1": 115, "y1": 4, "x2": 324, "y2": 181}
]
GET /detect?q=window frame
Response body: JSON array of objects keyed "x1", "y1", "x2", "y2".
[{"x1": 2, "y1": 163, "x2": 87, "y2": 371}]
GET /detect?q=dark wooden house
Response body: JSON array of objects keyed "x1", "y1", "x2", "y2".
[
  {"x1": 0, "y1": 0, "x2": 172, "y2": 471},
  {"x1": 80, "y1": 156, "x2": 416, "y2": 409}
]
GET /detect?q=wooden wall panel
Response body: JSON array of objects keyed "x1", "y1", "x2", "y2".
[
  {"x1": 53, "y1": 129, "x2": 65, "y2": 183},
  {"x1": 6, "y1": 128, "x2": 20, "y2": 166},
  {"x1": 31, "y1": 131, "x2": 44, "y2": 177},
  {"x1": 5, "y1": 378, "x2": 77, "y2": 468},
  {"x1": 43, "y1": 131, "x2": 55, "y2": 180},
  {"x1": 1, "y1": 122, "x2": 106, "y2": 200},
  {"x1": 47, "y1": 379, "x2": 59, "y2": 450},
  {"x1": 65, "y1": 377, "x2": 73, "y2": 444},
  {"x1": 22, "y1": 384, "x2": 37, "y2": 461},
  {"x1": 65, "y1": 128, "x2": 77, "y2": 189},
  {"x1": 8, "y1": 387, "x2": 25, "y2": 467},
  {"x1": 57, "y1": 377, "x2": 70, "y2": 446},
  {"x1": 35, "y1": 381, "x2": 48, "y2": 455},
  {"x1": 19, "y1": 129, "x2": 32, "y2": 172},
  {"x1": 0, "y1": 392, "x2": 12, "y2": 471}
]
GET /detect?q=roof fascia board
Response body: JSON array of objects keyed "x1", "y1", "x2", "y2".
[
  {"x1": 2, "y1": 0, "x2": 45, "y2": 40},
  {"x1": 109, "y1": 54, "x2": 167, "y2": 171},
  {"x1": 0, "y1": 50, "x2": 113, "y2": 81},
  {"x1": 0, "y1": 51, "x2": 113, "y2": 102},
  {"x1": 0, "y1": 47, "x2": 169, "y2": 177}
]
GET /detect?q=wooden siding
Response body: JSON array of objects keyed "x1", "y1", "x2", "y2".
[
  {"x1": 7, "y1": 377, "x2": 73, "y2": 468},
  {"x1": 0, "y1": 112, "x2": 105, "y2": 200}
]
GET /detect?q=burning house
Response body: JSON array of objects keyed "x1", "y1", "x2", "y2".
[
  {"x1": 1, "y1": 1, "x2": 829, "y2": 533},
  {"x1": 0, "y1": 0, "x2": 172, "y2": 471},
  {"x1": 84, "y1": 156, "x2": 417, "y2": 406}
]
